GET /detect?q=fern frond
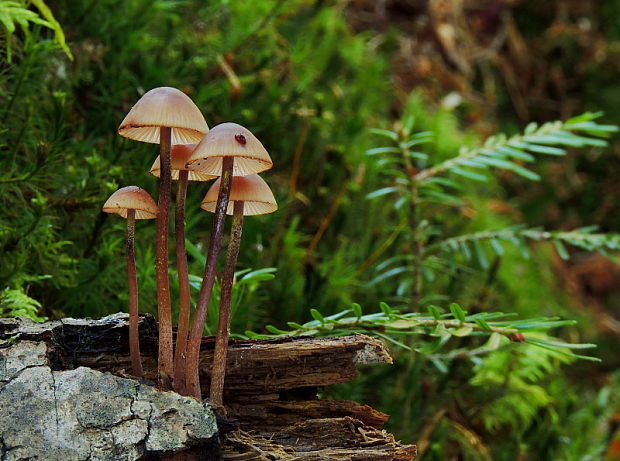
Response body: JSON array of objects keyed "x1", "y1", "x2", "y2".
[
  {"x1": 0, "y1": 287, "x2": 47, "y2": 321},
  {"x1": 470, "y1": 337, "x2": 576, "y2": 432},
  {"x1": 428, "y1": 226, "x2": 620, "y2": 265},
  {"x1": 0, "y1": 0, "x2": 72, "y2": 61},
  {"x1": 414, "y1": 113, "x2": 617, "y2": 183},
  {"x1": 242, "y1": 302, "x2": 598, "y2": 362}
]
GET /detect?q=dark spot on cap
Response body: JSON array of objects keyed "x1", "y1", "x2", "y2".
[{"x1": 235, "y1": 134, "x2": 247, "y2": 145}]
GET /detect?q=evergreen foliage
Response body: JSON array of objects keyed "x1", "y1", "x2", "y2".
[{"x1": 0, "y1": 1, "x2": 619, "y2": 458}]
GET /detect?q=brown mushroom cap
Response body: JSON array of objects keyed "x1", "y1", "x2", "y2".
[
  {"x1": 118, "y1": 87, "x2": 209, "y2": 145},
  {"x1": 149, "y1": 144, "x2": 217, "y2": 181},
  {"x1": 200, "y1": 174, "x2": 277, "y2": 216},
  {"x1": 185, "y1": 122, "x2": 272, "y2": 176},
  {"x1": 103, "y1": 186, "x2": 158, "y2": 219}
]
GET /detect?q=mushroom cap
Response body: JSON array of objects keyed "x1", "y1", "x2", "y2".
[
  {"x1": 118, "y1": 87, "x2": 209, "y2": 145},
  {"x1": 200, "y1": 174, "x2": 277, "y2": 216},
  {"x1": 149, "y1": 144, "x2": 217, "y2": 181},
  {"x1": 185, "y1": 122, "x2": 272, "y2": 176},
  {"x1": 103, "y1": 186, "x2": 158, "y2": 219}
]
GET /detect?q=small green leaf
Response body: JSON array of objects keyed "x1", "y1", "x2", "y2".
[
  {"x1": 527, "y1": 145, "x2": 566, "y2": 155},
  {"x1": 553, "y1": 240, "x2": 570, "y2": 260},
  {"x1": 185, "y1": 239, "x2": 206, "y2": 266},
  {"x1": 450, "y1": 303, "x2": 467, "y2": 322},
  {"x1": 310, "y1": 308, "x2": 325, "y2": 323},
  {"x1": 368, "y1": 266, "x2": 411, "y2": 286},
  {"x1": 431, "y1": 358, "x2": 448, "y2": 373},
  {"x1": 369, "y1": 128, "x2": 399, "y2": 141},
  {"x1": 524, "y1": 122, "x2": 538, "y2": 134},
  {"x1": 379, "y1": 302, "x2": 392, "y2": 315},
  {"x1": 428, "y1": 305, "x2": 442, "y2": 320},
  {"x1": 450, "y1": 325, "x2": 474, "y2": 337},
  {"x1": 366, "y1": 186, "x2": 400, "y2": 200},
  {"x1": 484, "y1": 332, "x2": 503, "y2": 350},
  {"x1": 497, "y1": 147, "x2": 535, "y2": 162},
  {"x1": 365, "y1": 146, "x2": 401, "y2": 155},
  {"x1": 265, "y1": 325, "x2": 288, "y2": 335},
  {"x1": 351, "y1": 302, "x2": 363, "y2": 319},
  {"x1": 451, "y1": 167, "x2": 488, "y2": 182},
  {"x1": 403, "y1": 115, "x2": 415, "y2": 134},
  {"x1": 417, "y1": 333, "x2": 451, "y2": 354},
  {"x1": 459, "y1": 241, "x2": 472, "y2": 260},
  {"x1": 475, "y1": 318, "x2": 491, "y2": 330},
  {"x1": 244, "y1": 330, "x2": 263, "y2": 339},
  {"x1": 474, "y1": 241, "x2": 489, "y2": 269},
  {"x1": 489, "y1": 238, "x2": 504, "y2": 256}
]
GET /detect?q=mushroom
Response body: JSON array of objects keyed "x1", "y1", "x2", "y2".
[
  {"x1": 184, "y1": 123, "x2": 272, "y2": 399},
  {"x1": 150, "y1": 144, "x2": 216, "y2": 394},
  {"x1": 118, "y1": 87, "x2": 209, "y2": 386},
  {"x1": 200, "y1": 174, "x2": 277, "y2": 409},
  {"x1": 102, "y1": 186, "x2": 158, "y2": 378}
]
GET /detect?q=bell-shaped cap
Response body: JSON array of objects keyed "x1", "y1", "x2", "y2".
[
  {"x1": 186, "y1": 122, "x2": 272, "y2": 176},
  {"x1": 150, "y1": 144, "x2": 217, "y2": 181},
  {"x1": 103, "y1": 186, "x2": 158, "y2": 219},
  {"x1": 118, "y1": 87, "x2": 209, "y2": 145},
  {"x1": 200, "y1": 174, "x2": 277, "y2": 216}
]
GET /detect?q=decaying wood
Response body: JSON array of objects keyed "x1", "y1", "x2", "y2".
[
  {"x1": 0, "y1": 314, "x2": 392, "y2": 395},
  {"x1": 0, "y1": 314, "x2": 416, "y2": 460},
  {"x1": 224, "y1": 418, "x2": 418, "y2": 461},
  {"x1": 227, "y1": 399, "x2": 390, "y2": 430}
]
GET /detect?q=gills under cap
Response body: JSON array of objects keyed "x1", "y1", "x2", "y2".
[
  {"x1": 118, "y1": 87, "x2": 209, "y2": 145},
  {"x1": 150, "y1": 144, "x2": 217, "y2": 182},
  {"x1": 200, "y1": 174, "x2": 277, "y2": 216},
  {"x1": 185, "y1": 122, "x2": 272, "y2": 177},
  {"x1": 103, "y1": 186, "x2": 158, "y2": 219}
]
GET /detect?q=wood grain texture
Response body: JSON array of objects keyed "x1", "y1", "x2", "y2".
[{"x1": 0, "y1": 314, "x2": 416, "y2": 460}]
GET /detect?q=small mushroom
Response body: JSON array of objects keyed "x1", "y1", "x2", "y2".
[
  {"x1": 118, "y1": 87, "x2": 209, "y2": 386},
  {"x1": 150, "y1": 144, "x2": 216, "y2": 394},
  {"x1": 200, "y1": 174, "x2": 277, "y2": 409},
  {"x1": 103, "y1": 186, "x2": 158, "y2": 378},
  {"x1": 184, "y1": 123, "x2": 273, "y2": 399}
]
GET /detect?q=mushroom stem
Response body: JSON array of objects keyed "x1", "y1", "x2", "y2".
[
  {"x1": 173, "y1": 169, "x2": 190, "y2": 394},
  {"x1": 126, "y1": 209, "x2": 144, "y2": 378},
  {"x1": 209, "y1": 200, "x2": 244, "y2": 410},
  {"x1": 185, "y1": 156, "x2": 234, "y2": 400},
  {"x1": 156, "y1": 126, "x2": 174, "y2": 387}
]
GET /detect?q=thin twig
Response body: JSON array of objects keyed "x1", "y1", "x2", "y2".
[
  {"x1": 288, "y1": 118, "x2": 309, "y2": 199},
  {"x1": 353, "y1": 219, "x2": 406, "y2": 279},
  {"x1": 304, "y1": 178, "x2": 349, "y2": 260}
]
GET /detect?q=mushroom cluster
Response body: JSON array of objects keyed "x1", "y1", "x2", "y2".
[{"x1": 103, "y1": 87, "x2": 277, "y2": 407}]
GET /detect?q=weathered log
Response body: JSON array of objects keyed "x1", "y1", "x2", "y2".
[
  {"x1": 0, "y1": 340, "x2": 219, "y2": 460},
  {"x1": 0, "y1": 314, "x2": 392, "y2": 395},
  {"x1": 0, "y1": 314, "x2": 417, "y2": 460}
]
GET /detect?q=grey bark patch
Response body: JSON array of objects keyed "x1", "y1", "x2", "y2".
[
  {"x1": 0, "y1": 340, "x2": 48, "y2": 382},
  {"x1": 0, "y1": 342, "x2": 217, "y2": 461}
]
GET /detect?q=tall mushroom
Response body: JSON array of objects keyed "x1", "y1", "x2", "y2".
[
  {"x1": 102, "y1": 186, "x2": 158, "y2": 378},
  {"x1": 150, "y1": 144, "x2": 216, "y2": 394},
  {"x1": 118, "y1": 87, "x2": 209, "y2": 386},
  {"x1": 184, "y1": 122, "x2": 272, "y2": 399},
  {"x1": 200, "y1": 174, "x2": 277, "y2": 409}
]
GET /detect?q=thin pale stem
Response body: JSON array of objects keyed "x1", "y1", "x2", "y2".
[
  {"x1": 156, "y1": 126, "x2": 174, "y2": 387},
  {"x1": 210, "y1": 200, "x2": 244, "y2": 410},
  {"x1": 185, "y1": 156, "x2": 234, "y2": 400},
  {"x1": 126, "y1": 209, "x2": 144, "y2": 377},
  {"x1": 173, "y1": 170, "x2": 190, "y2": 394}
]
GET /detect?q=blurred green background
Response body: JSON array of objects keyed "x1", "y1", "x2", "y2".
[{"x1": 1, "y1": 1, "x2": 620, "y2": 459}]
